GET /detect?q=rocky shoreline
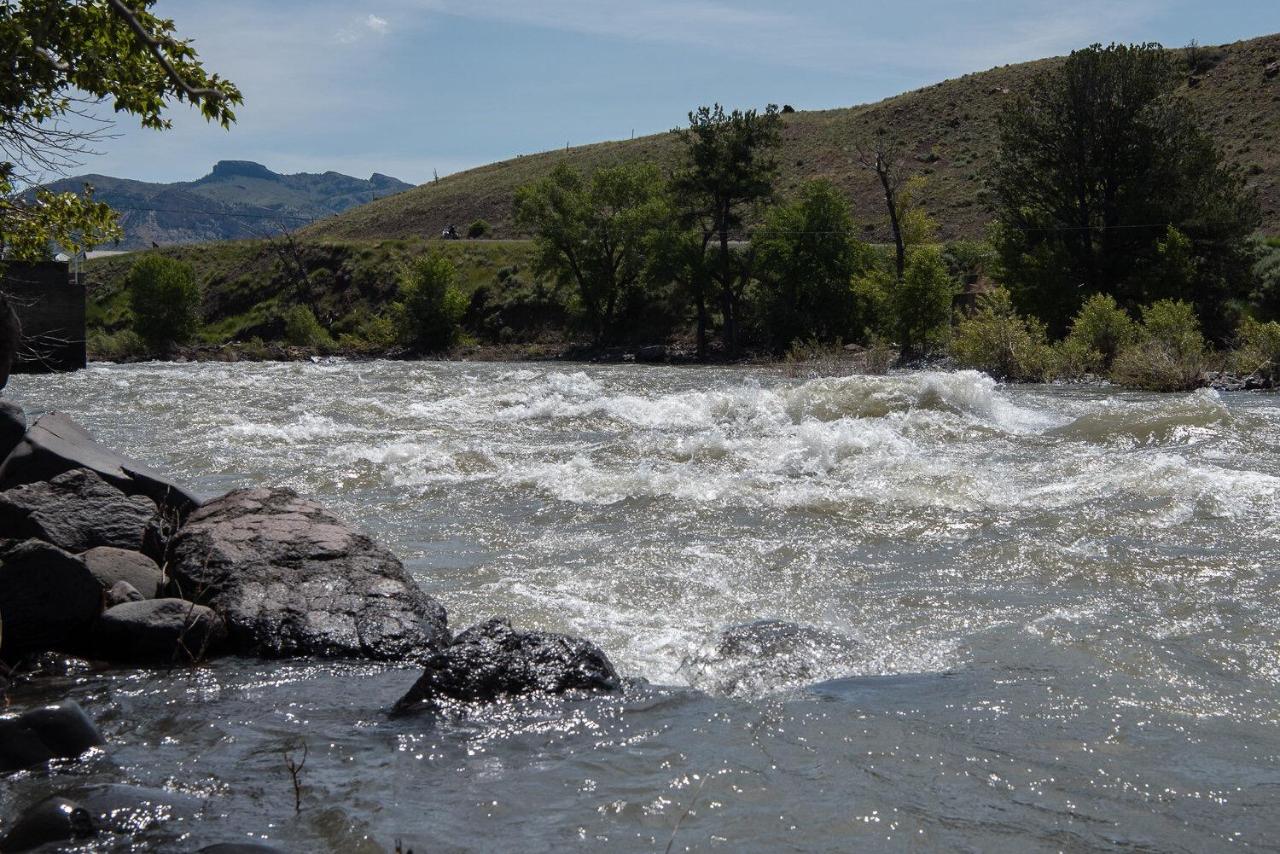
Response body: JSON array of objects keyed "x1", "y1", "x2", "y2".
[{"x1": 0, "y1": 400, "x2": 620, "y2": 851}]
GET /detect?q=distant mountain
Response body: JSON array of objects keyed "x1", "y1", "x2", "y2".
[{"x1": 42, "y1": 161, "x2": 414, "y2": 249}]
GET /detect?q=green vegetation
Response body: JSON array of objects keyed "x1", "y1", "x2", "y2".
[
  {"x1": 396, "y1": 252, "x2": 467, "y2": 353},
  {"x1": 467, "y1": 219, "x2": 490, "y2": 239},
  {"x1": 894, "y1": 247, "x2": 957, "y2": 359},
  {"x1": 283, "y1": 305, "x2": 333, "y2": 350},
  {"x1": 1111, "y1": 300, "x2": 1209, "y2": 391},
  {"x1": 1057, "y1": 294, "x2": 1139, "y2": 376},
  {"x1": 990, "y1": 43, "x2": 1259, "y2": 340},
  {"x1": 126, "y1": 255, "x2": 202, "y2": 349},
  {"x1": 952, "y1": 288, "x2": 1052, "y2": 382}
]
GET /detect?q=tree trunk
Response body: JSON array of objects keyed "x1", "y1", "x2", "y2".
[{"x1": 877, "y1": 165, "x2": 905, "y2": 280}]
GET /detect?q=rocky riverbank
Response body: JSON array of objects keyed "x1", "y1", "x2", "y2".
[{"x1": 0, "y1": 400, "x2": 620, "y2": 851}]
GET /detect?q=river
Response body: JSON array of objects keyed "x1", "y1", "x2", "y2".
[{"x1": 5, "y1": 361, "x2": 1279, "y2": 851}]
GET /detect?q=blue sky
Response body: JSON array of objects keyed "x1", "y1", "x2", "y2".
[{"x1": 69, "y1": 0, "x2": 1279, "y2": 185}]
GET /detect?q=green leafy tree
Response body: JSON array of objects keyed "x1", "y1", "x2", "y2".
[
  {"x1": 672, "y1": 104, "x2": 783, "y2": 358},
  {"x1": 1058, "y1": 293, "x2": 1139, "y2": 374},
  {"x1": 0, "y1": 0, "x2": 241, "y2": 257},
  {"x1": 397, "y1": 252, "x2": 467, "y2": 352},
  {"x1": 990, "y1": 42, "x2": 1259, "y2": 339},
  {"x1": 514, "y1": 162, "x2": 667, "y2": 346},
  {"x1": 895, "y1": 246, "x2": 957, "y2": 359},
  {"x1": 754, "y1": 180, "x2": 870, "y2": 350},
  {"x1": 126, "y1": 254, "x2": 200, "y2": 348}
]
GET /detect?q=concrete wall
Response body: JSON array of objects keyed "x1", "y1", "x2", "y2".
[{"x1": 2, "y1": 261, "x2": 86, "y2": 373}]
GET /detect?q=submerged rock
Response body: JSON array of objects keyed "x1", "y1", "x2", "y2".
[
  {"x1": 680, "y1": 619, "x2": 860, "y2": 696},
  {"x1": 0, "y1": 796, "x2": 95, "y2": 851},
  {"x1": 91, "y1": 598, "x2": 227, "y2": 662},
  {"x1": 0, "y1": 468, "x2": 158, "y2": 552},
  {"x1": 0, "y1": 700, "x2": 105, "y2": 773},
  {"x1": 0, "y1": 540, "x2": 102, "y2": 657},
  {"x1": 82, "y1": 546, "x2": 164, "y2": 598},
  {"x1": 0, "y1": 411, "x2": 202, "y2": 515},
  {"x1": 166, "y1": 487, "x2": 448, "y2": 661},
  {"x1": 393, "y1": 617, "x2": 620, "y2": 714}
]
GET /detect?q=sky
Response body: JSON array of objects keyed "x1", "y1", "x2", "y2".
[{"x1": 63, "y1": 0, "x2": 1280, "y2": 186}]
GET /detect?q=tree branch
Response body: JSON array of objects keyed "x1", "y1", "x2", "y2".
[{"x1": 105, "y1": 0, "x2": 227, "y2": 103}]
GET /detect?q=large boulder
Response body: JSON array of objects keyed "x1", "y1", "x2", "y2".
[
  {"x1": 82, "y1": 546, "x2": 163, "y2": 598},
  {"x1": 0, "y1": 700, "x2": 105, "y2": 773},
  {"x1": 0, "y1": 399, "x2": 24, "y2": 461},
  {"x1": 393, "y1": 618, "x2": 620, "y2": 714},
  {"x1": 0, "y1": 468, "x2": 158, "y2": 553},
  {"x1": 0, "y1": 411, "x2": 202, "y2": 515},
  {"x1": 166, "y1": 487, "x2": 448, "y2": 661},
  {"x1": 91, "y1": 598, "x2": 227, "y2": 662},
  {"x1": 0, "y1": 541, "x2": 102, "y2": 657},
  {"x1": 0, "y1": 785, "x2": 201, "y2": 851}
]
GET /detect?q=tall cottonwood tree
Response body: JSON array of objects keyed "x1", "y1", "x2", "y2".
[
  {"x1": 515, "y1": 162, "x2": 667, "y2": 346},
  {"x1": 989, "y1": 42, "x2": 1258, "y2": 339},
  {"x1": 672, "y1": 104, "x2": 782, "y2": 358}
]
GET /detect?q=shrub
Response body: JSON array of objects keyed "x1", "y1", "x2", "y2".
[
  {"x1": 466, "y1": 219, "x2": 490, "y2": 239},
  {"x1": 126, "y1": 254, "x2": 201, "y2": 348},
  {"x1": 1110, "y1": 299, "x2": 1207, "y2": 391},
  {"x1": 1059, "y1": 293, "x2": 1138, "y2": 375},
  {"x1": 1232, "y1": 317, "x2": 1280, "y2": 382},
  {"x1": 87, "y1": 328, "x2": 146, "y2": 361},
  {"x1": 850, "y1": 268, "x2": 895, "y2": 343},
  {"x1": 895, "y1": 246, "x2": 957, "y2": 359},
  {"x1": 951, "y1": 287, "x2": 1053, "y2": 381},
  {"x1": 282, "y1": 305, "x2": 332, "y2": 349},
  {"x1": 398, "y1": 252, "x2": 467, "y2": 352}
]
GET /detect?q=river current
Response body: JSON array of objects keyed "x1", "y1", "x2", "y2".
[{"x1": 5, "y1": 362, "x2": 1279, "y2": 852}]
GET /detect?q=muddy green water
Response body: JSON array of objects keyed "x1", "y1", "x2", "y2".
[{"x1": 4, "y1": 362, "x2": 1279, "y2": 852}]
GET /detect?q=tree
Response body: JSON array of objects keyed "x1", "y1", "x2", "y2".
[
  {"x1": 514, "y1": 162, "x2": 667, "y2": 346},
  {"x1": 397, "y1": 252, "x2": 467, "y2": 353},
  {"x1": 672, "y1": 104, "x2": 782, "y2": 358},
  {"x1": 952, "y1": 287, "x2": 1053, "y2": 381},
  {"x1": 127, "y1": 254, "x2": 200, "y2": 348},
  {"x1": 0, "y1": 0, "x2": 241, "y2": 257},
  {"x1": 753, "y1": 180, "x2": 869, "y2": 350},
  {"x1": 855, "y1": 130, "x2": 909, "y2": 280},
  {"x1": 989, "y1": 42, "x2": 1259, "y2": 339},
  {"x1": 894, "y1": 247, "x2": 957, "y2": 359}
]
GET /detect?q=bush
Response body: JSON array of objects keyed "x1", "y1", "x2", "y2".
[
  {"x1": 1232, "y1": 317, "x2": 1280, "y2": 382},
  {"x1": 126, "y1": 254, "x2": 201, "y2": 348},
  {"x1": 87, "y1": 328, "x2": 146, "y2": 361},
  {"x1": 951, "y1": 287, "x2": 1053, "y2": 381},
  {"x1": 1059, "y1": 293, "x2": 1138, "y2": 375},
  {"x1": 467, "y1": 219, "x2": 490, "y2": 239},
  {"x1": 282, "y1": 305, "x2": 333, "y2": 349},
  {"x1": 850, "y1": 268, "x2": 895, "y2": 343},
  {"x1": 398, "y1": 252, "x2": 467, "y2": 352},
  {"x1": 1110, "y1": 299, "x2": 1207, "y2": 391},
  {"x1": 895, "y1": 246, "x2": 957, "y2": 359}
]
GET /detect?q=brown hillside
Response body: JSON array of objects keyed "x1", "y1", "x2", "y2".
[{"x1": 305, "y1": 33, "x2": 1280, "y2": 244}]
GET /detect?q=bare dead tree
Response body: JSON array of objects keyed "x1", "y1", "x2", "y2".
[
  {"x1": 854, "y1": 129, "x2": 909, "y2": 281},
  {"x1": 282, "y1": 741, "x2": 308, "y2": 815}
]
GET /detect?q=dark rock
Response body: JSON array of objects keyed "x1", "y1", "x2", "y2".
[
  {"x1": 105, "y1": 580, "x2": 144, "y2": 607},
  {"x1": 198, "y1": 845, "x2": 288, "y2": 854},
  {"x1": 0, "y1": 411, "x2": 202, "y2": 515},
  {"x1": 166, "y1": 487, "x2": 447, "y2": 661},
  {"x1": 0, "y1": 796, "x2": 95, "y2": 851},
  {"x1": 0, "y1": 700, "x2": 106, "y2": 772},
  {"x1": 635, "y1": 345, "x2": 668, "y2": 363},
  {"x1": 0, "y1": 399, "x2": 24, "y2": 461},
  {"x1": 679, "y1": 619, "x2": 860, "y2": 696},
  {"x1": 0, "y1": 541, "x2": 102, "y2": 657},
  {"x1": 1245, "y1": 372, "x2": 1272, "y2": 390},
  {"x1": 0, "y1": 468, "x2": 158, "y2": 552},
  {"x1": 393, "y1": 617, "x2": 620, "y2": 714},
  {"x1": 91, "y1": 599, "x2": 227, "y2": 662},
  {"x1": 63, "y1": 783, "x2": 201, "y2": 834},
  {"x1": 82, "y1": 546, "x2": 163, "y2": 598}
]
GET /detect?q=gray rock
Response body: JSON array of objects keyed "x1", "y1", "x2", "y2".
[
  {"x1": 198, "y1": 846, "x2": 287, "y2": 854},
  {"x1": 679, "y1": 619, "x2": 860, "y2": 696},
  {"x1": 0, "y1": 540, "x2": 102, "y2": 657},
  {"x1": 91, "y1": 599, "x2": 227, "y2": 662},
  {"x1": 105, "y1": 580, "x2": 144, "y2": 607},
  {"x1": 63, "y1": 783, "x2": 201, "y2": 834},
  {"x1": 166, "y1": 487, "x2": 447, "y2": 661},
  {"x1": 0, "y1": 796, "x2": 95, "y2": 851},
  {"x1": 0, "y1": 700, "x2": 106, "y2": 772},
  {"x1": 393, "y1": 618, "x2": 620, "y2": 714},
  {"x1": 0, "y1": 411, "x2": 203, "y2": 514},
  {"x1": 0, "y1": 468, "x2": 158, "y2": 553},
  {"x1": 0, "y1": 399, "x2": 24, "y2": 461},
  {"x1": 82, "y1": 546, "x2": 163, "y2": 598}
]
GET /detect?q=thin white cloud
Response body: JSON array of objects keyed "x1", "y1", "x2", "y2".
[{"x1": 366, "y1": 13, "x2": 390, "y2": 34}]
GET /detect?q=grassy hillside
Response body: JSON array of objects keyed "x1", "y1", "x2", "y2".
[{"x1": 305, "y1": 33, "x2": 1280, "y2": 244}]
